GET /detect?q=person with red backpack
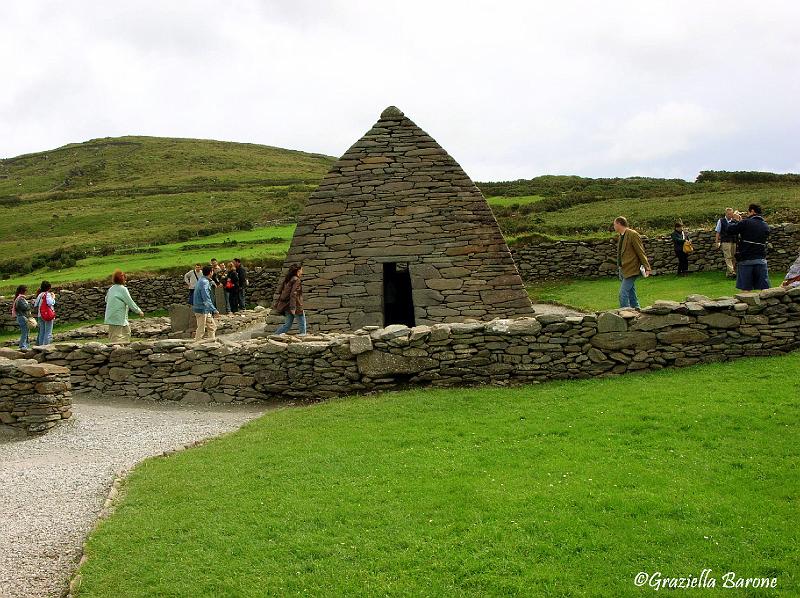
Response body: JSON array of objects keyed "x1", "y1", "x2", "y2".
[{"x1": 33, "y1": 281, "x2": 56, "y2": 346}]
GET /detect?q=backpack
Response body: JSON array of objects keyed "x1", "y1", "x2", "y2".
[{"x1": 38, "y1": 293, "x2": 56, "y2": 322}]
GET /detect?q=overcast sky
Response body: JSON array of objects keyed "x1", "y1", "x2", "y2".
[{"x1": 2, "y1": 0, "x2": 799, "y2": 181}]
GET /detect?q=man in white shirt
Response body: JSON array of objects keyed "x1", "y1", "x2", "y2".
[
  {"x1": 183, "y1": 263, "x2": 202, "y2": 304},
  {"x1": 714, "y1": 207, "x2": 737, "y2": 278}
]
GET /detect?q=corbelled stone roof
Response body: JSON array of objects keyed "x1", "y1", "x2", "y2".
[{"x1": 276, "y1": 107, "x2": 534, "y2": 331}]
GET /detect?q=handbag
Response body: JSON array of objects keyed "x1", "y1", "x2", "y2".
[
  {"x1": 38, "y1": 293, "x2": 56, "y2": 322},
  {"x1": 683, "y1": 239, "x2": 694, "y2": 253},
  {"x1": 27, "y1": 317, "x2": 38, "y2": 329},
  {"x1": 225, "y1": 279, "x2": 234, "y2": 290}
]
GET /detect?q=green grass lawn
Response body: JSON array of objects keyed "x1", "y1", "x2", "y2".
[
  {"x1": 528, "y1": 271, "x2": 787, "y2": 312},
  {"x1": 0, "y1": 224, "x2": 295, "y2": 293},
  {"x1": 75, "y1": 353, "x2": 800, "y2": 596}
]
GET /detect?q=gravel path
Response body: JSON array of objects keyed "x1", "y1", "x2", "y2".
[{"x1": 0, "y1": 396, "x2": 274, "y2": 598}]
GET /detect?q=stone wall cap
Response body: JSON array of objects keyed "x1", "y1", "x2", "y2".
[
  {"x1": 380, "y1": 106, "x2": 404, "y2": 119},
  {"x1": 17, "y1": 363, "x2": 71, "y2": 377}
]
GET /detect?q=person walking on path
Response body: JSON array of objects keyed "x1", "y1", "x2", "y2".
[
  {"x1": 33, "y1": 281, "x2": 56, "y2": 346},
  {"x1": 184, "y1": 263, "x2": 202, "y2": 304},
  {"x1": 715, "y1": 207, "x2": 738, "y2": 278},
  {"x1": 104, "y1": 270, "x2": 144, "y2": 344},
  {"x1": 272, "y1": 264, "x2": 307, "y2": 335},
  {"x1": 234, "y1": 258, "x2": 248, "y2": 310},
  {"x1": 723, "y1": 204, "x2": 771, "y2": 292},
  {"x1": 192, "y1": 265, "x2": 219, "y2": 341},
  {"x1": 782, "y1": 251, "x2": 800, "y2": 289},
  {"x1": 671, "y1": 221, "x2": 691, "y2": 276},
  {"x1": 613, "y1": 217, "x2": 652, "y2": 309},
  {"x1": 11, "y1": 285, "x2": 32, "y2": 350},
  {"x1": 225, "y1": 261, "x2": 240, "y2": 313}
]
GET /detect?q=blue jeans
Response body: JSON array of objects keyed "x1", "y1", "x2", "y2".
[
  {"x1": 275, "y1": 312, "x2": 307, "y2": 335},
  {"x1": 37, "y1": 317, "x2": 54, "y2": 346},
  {"x1": 17, "y1": 315, "x2": 29, "y2": 349},
  {"x1": 736, "y1": 260, "x2": 770, "y2": 291},
  {"x1": 618, "y1": 270, "x2": 641, "y2": 309}
]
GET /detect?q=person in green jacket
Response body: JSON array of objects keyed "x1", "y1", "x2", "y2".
[{"x1": 105, "y1": 270, "x2": 144, "y2": 344}]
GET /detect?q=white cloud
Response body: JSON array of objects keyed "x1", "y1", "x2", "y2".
[
  {"x1": 599, "y1": 102, "x2": 735, "y2": 164},
  {"x1": 1, "y1": 0, "x2": 799, "y2": 180}
]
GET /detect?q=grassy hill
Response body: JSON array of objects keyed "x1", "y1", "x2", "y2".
[
  {"x1": 2, "y1": 136, "x2": 799, "y2": 290},
  {"x1": 0, "y1": 136, "x2": 335, "y2": 278},
  {"x1": 485, "y1": 174, "x2": 800, "y2": 242}
]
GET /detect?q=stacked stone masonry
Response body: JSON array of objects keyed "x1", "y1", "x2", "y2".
[
  {"x1": 0, "y1": 354, "x2": 72, "y2": 434},
  {"x1": 16, "y1": 285, "x2": 800, "y2": 405},
  {"x1": 275, "y1": 106, "x2": 534, "y2": 331},
  {"x1": 0, "y1": 269, "x2": 280, "y2": 332},
  {"x1": 512, "y1": 223, "x2": 800, "y2": 280}
]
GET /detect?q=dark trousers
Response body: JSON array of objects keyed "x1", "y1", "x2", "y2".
[
  {"x1": 675, "y1": 250, "x2": 689, "y2": 275},
  {"x1": 238, "y1": 288, "x2": 246, "y2": 310},
  {"x1": 227, "y1": 290, "x2": 240, "y2": 312}
]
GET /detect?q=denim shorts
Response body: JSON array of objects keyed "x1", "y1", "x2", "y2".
[{"x1": 736, "y1": 262, "x2": 770, "y2": 291}]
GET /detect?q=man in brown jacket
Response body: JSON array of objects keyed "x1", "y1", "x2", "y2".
[{"x1": 613, "y1": 217, "x2": 652, "y2": 309}]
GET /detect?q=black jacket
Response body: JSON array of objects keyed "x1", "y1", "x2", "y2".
[
  {"x1": 225, "y1": 271, "x2": 239, "y2": 291},
  {"x1": 236, "y1": 265, "x2": 248, "y2": 287},
  {"x1": 722, "y1": 216, "x2": 770, "y2": 261}
]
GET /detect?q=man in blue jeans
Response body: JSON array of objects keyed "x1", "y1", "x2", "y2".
[
  {"x1": 722, "y1": 204, "x2": 771, "y2": 291},
  {"x1": 613, "y1": 216, "x2": 652, "y2": 309}
]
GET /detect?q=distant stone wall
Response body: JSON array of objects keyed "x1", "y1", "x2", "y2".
[
  {"x1": 0, "y1": 268, "x2": 281, "y2": 332},
  {"x1": 0, "y1": 356, "x2": 72, "y2": 434},
  {"x1": 22, "y1": 285, "x2": 800, "y2": 404},
  {"x1": 511, "y1": 223, "x2": 800, "y2": 280}
]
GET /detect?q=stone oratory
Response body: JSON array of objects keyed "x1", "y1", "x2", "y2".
[{"x1": 275, "y1": 106, "x2": 534, "y2": 331}]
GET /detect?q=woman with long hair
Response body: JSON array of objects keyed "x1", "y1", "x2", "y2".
[
  {"x1": 11, "y1": 284, "x2": 32, "y2": 350},
  {"x1": 272, "y1": 264, "x2": 306, "y2": 335},
  {"x1": 670, "y1": 220, "x2": 690, "y2": 276},
  {"x1": 33, "y1": 281, "x2": 56, "y2": 346},
  {"x1": 225, "y1": 261, "x2": 240, "y2": 313},
  {"x1": 104, "y1": 269, "x2": 144, "y2": 344}
]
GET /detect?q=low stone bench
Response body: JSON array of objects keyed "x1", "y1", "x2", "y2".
[{"x1": 0, "y1": 352, "x2": 72, "y2": 435}]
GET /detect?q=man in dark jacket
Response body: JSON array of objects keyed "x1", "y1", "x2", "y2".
[
  {"x1": 234, "y1": 258, "x2": 248, "y2": 310},
  {"x1": 722, "y1": 204, "x2": 771, "y2": 291}
]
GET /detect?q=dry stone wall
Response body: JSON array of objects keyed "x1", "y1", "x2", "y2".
[
  {"x1": 0, "y1": 268, "x2": 281, "y2": 332},
  {"x1": 512, "y1": 223, "x2": 800, "y2": 280},
  {"x1": 0, "y1": 355, "x2": 71, "y2": 434},
  {"x1": 20, "y1": 286, "x2": 800, "y2": 404}
]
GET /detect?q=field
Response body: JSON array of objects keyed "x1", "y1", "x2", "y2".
[
  {"x1": 0, "y1": 224, "x2": 295, "y2": 293},
  {"x1": 528, "y1": 271, "x2": 788, "y2": 312},
  {"x1": 75, "y1": 353, "x2": 800, "y2": 596},
  {"x1": 0, "y1": 136, "x2": 333, "y2": 278},
  {"x1": 2, "y1": 136, "x2": 799, "y2": 290}
]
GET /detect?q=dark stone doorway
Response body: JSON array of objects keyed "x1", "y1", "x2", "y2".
[{"x1": 383, "y1": 262, "x2": 415, "y2": 327}]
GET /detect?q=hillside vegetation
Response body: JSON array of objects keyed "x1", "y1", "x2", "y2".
[
  {"x1": 0, "y1": 136, "x2": 334, "y2": 276},
  {"x1": 485, "y1": 174, "x2": 800, "y2": 242},
  {"x1": 2, "y1": 136, "x2": 799, "y2": 288}
]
